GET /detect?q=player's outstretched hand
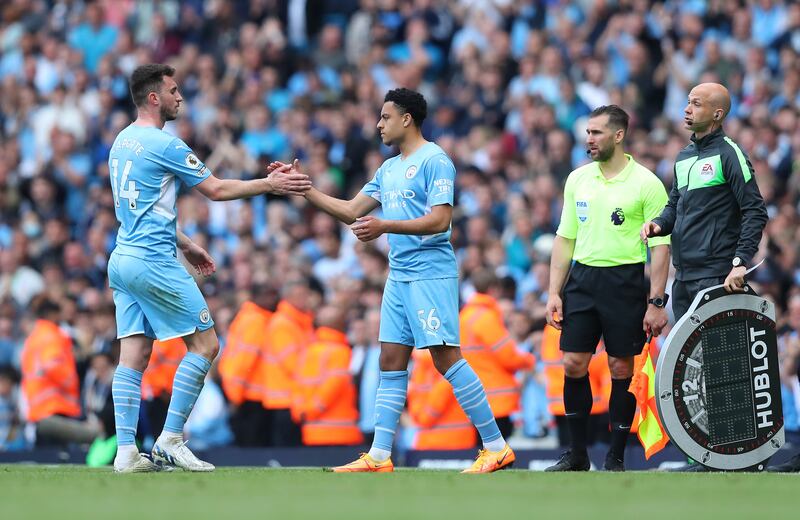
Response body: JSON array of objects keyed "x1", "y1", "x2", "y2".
[
  {"x1": 266, "y1": 160, "x2": 312, "y2": 195},
  {"x1": 266, "y1": 160, "x2": 286, "y2": 175},
  {"x1": 640, "y1": 221, "x2": 661, "y2": 244},
  {"x1": 182, "y1": 242, "x2": 216, "y2": 277},
  {"x1": 351, "y1": 215, "x2": 386, "y2": 242}
]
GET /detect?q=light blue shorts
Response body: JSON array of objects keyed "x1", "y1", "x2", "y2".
[
  {"x1": 378, "y1": 277, "x2": 459, "y2": 348},
  {"x1": 108, "y1": 251, "x2": 214, "y2": 340}
]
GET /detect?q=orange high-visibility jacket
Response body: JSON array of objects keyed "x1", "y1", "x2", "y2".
[
  {"x1": 460, "y1": 293, "x2": 535, "y2": 418},
  {"x1": 219, "y1": 301, "x2": 272, "y2": 405},
  {"x1": 540, "y1": 325, "x2": 611, "y2": 416},
  {"x1": 262, "y1": 300, "x2": 314, "y2": 409},
  {"x1": 142, "y1": 338, "x2": 185, "y2": 400},
  {"x1": 21, "y1": 319, "x2": 81, "y2": 422},
  {"x1": 291, "y1": 327, "x2": 363, "y2": 446},
  {"x1": 408, "y1": 350, "x2": 477, "y2": 450}
]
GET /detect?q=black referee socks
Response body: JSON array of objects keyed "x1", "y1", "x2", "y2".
[
  {"x1": 609, "y1": 377, "x2": 636, "y2": 460},
  {"x1": 564, "y1": 374, "x2": 593, "y2": 452}
]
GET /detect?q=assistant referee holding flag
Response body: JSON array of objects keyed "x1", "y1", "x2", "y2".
[{"x1": 545, "y1": 105, "x2": 671, "y2": 472}]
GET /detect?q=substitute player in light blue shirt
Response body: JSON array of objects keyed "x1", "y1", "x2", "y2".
[
  {"x1": 272, "y1": 88, "x2": 514, "y2": 473},
  {"x1": 108, "y1": 64, "x2": 310, "y2": 473}
]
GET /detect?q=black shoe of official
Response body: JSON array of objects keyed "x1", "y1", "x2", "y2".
[
  {"x1": 766, "y1": 453, "x2": 800, "y2": 473},
  {"x1": 603, "y1": 453, "x2": 625, "y2": 472},
  {"x1": 545, "y1": 450, "x2": 590, "y2": 472}
]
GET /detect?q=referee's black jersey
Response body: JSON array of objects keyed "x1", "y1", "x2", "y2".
[{"x1": 652, "y1": 128, "x2": 767, "y2": 281}]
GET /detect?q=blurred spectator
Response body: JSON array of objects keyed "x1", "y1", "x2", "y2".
[
  {"x1": 185, "y1": 367, "x2": 234, "y2": 452},
  {"x1": 83, "y1": 352, "x2": 115, "y2": 438},
  {"x1": 292, "y1": 305, "x2": 362, "y2": 446},
  {"x1": 350, "y1": 308, "x2": 381, "y2": 442},
  {"x1": 407, "y1": 348, "x2": 476, "y2": 450},
  {"x1": 20, "y1": 296, "x2": 101, "y2": 445},
  {"x1": 67, "y1": 2, "x2": 118, "y2": 73},
  {"x1": 460, "y1": 269, "x2": 535, "y2": 439},
  {"x1": 0, "y1": 365, "x2": 26, "y2": 451},
  {"x1": 262, "y1": 279, "x2": 315, "y2": 446},
  {"x1": 219, "y1": 285, "x2": 278, "y2": 447},
  {"x1": 141, "y1": 338, "x2": 184, "y2": 438}
]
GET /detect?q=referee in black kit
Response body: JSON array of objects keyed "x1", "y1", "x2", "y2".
[{"x1": 545, "y1": 106, "x2": 671, "y2": 472}]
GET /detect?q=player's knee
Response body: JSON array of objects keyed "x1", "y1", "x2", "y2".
[
  {"x1": 378, "y1": 351, "x2": 407, "y2": 371},
  {"x1": 563, "y1": 355, "x2": 590, "y2": 378},
  {"x1": 430, "y1": 347, "x2": 462, "y2": 375},
  {"x1": 119, "y1": 337, "x2": 154, "y2": 372},
  {"x1": 186, "y1": 339, "x2": 219, "y2": 361},
  {"x1": 608, "y1": 357, "x2": 634, "y2": 379},
  {"x1": 202, "y1": 342, "x2": 220, "y2": 361}
]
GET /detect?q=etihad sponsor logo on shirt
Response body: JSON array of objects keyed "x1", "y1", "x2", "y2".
[
  {"x1": 383, "y1": 189, "x2": 416, "y2": 209},
  {"x1": 576, "y1": 200, "x2": 589, "y2": 223},
  {"x1": 699, "y1": 162, "x2": 715, "y2": 180}
]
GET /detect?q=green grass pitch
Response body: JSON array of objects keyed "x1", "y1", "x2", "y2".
[{"x1": 1, "y1": 465, "x2": 797, "y2": 519}]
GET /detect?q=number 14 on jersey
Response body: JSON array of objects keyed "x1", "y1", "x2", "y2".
[{"x1": 110, "y1": 158, "x2": 140, "y2": 209}]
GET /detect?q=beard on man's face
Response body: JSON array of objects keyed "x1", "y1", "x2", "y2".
[
  {"x1": 161, "y1": 104, "x2": 178, "y2": 122},
  {"x1": 593, "y1": 145, "x2": 614, "y2": 162}
]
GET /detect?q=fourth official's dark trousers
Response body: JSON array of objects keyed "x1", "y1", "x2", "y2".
[{"x1": 671, "y1": 276, "x2": 726, "y2": 322}]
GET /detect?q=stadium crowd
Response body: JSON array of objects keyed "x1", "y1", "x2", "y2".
[{"x1": 1, "y1": 0, "x2": 800, "y2": 456}]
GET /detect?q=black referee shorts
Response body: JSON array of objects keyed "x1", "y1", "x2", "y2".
[{"x1": 560, "y1": 262, "x2": 647, "y2": 359}]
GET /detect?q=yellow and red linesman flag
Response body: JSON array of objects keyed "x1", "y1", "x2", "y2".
[{"x1": 629, "y1": 337, "x2": 669, "y2": 459}]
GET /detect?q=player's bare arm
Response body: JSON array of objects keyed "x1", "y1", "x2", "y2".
[
  {"x1": 643, "y1": 244, "x2": 669, "y2": 336},
  {"x1": 352, "y1": 204, "x2": 451, "y2": 243},
  {"x1": 545, "y1": 235, "x2": 576, "y2": 330},
  {"x1": 269, "y1": 159, "x2": 380, "y2": 223},
  {"x1": 177, "y1": 230, "x2": 216, "y2": 277},
  {"x1": 195, "y1": 163, "x2": 310, "y2": 201}
]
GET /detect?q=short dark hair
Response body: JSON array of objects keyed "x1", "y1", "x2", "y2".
[
  {"x1": 470, "y1": 268, "x2": 498, "y2": 294},
  {"x1": 130, "y1": 63, "x2": 176, "y2": 107},
  {"x1": 384, "y1": 88, "x2": 427, "y2": 127},
  {"x1": 589, "y1": 105, "x2": 629, "y2": 134},
  {"x1": 0, "y1": 365, "x2": 20, "y2": 384},
  {"x1": 31, "y1": 295, "x2": 61, "y2": 320}
]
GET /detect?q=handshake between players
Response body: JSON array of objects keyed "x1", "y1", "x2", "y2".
[{"x1": 267, "y1": 159, "x2": 388, "y2": 243}]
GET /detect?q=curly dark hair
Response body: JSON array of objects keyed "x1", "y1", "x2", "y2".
[{"x1": 384, "y1": 88, "x2": 427, "y2": 127}]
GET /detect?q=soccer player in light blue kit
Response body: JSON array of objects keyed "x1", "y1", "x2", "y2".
[
  {"x1": 274, "y1": 88, "x2": 514, "y2": 473},
  {"x1": 108, "y1": 64, "x2": 310, "y2": 472}
]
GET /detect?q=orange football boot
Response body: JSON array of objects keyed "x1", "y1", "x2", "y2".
[
  {"x1": 461, "y1": 444, "x2": 515, "y2": 474},
  {"x1": 324, "y1": 453, "x2": 395, "y2": 473}
]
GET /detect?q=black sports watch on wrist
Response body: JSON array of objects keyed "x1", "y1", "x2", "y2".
[{"x1": 648, "y1": 294, "x2": 669, "y2": 308}]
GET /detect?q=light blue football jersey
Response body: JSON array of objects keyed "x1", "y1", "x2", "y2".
[
  {"x1": 108, "y1": 125, "x2": 211, "y2": 259},
  {"x1": 361, "y1": 141, "x2": 457, "y2": 281}
]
